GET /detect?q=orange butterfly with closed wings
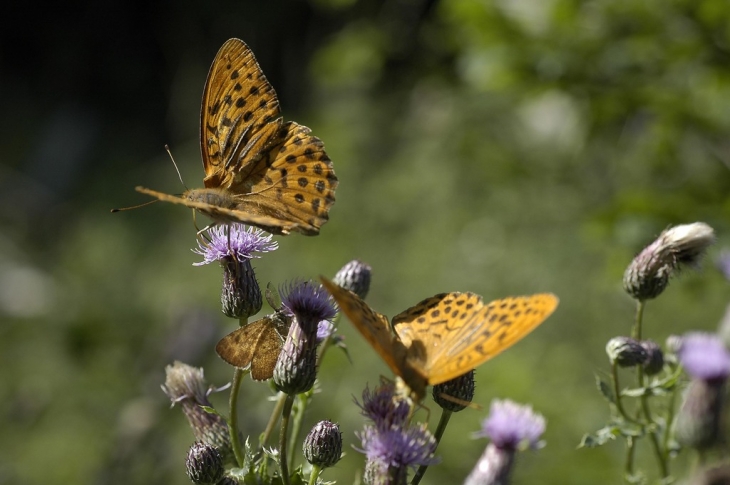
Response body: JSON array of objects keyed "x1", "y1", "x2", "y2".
[
  {"x1": 320, "y1": 277, "x2": 558, "y2": 402},
  {"x1": 136, "y1": 38, "x2": 337, "y2": 235}
]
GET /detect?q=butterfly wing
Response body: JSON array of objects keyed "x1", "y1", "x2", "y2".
[
  {"x1": 134, "y1": 186, "x2": 300, "y2": 235},
  {"x1": 320, "y1": 276, "x2": 427, "y2": 395},
  {"x1": 200, "y1": 38, "x2": 283, "y2": 187},
  {"x1": 393, "y1": 292, "x2": 559, "y2": 386},
  {"x1": 227, "y1": 121, "x2": 338, "y2": 235},
  {"x1": 215, "y1": 313, "x2": 290, "y2": 381}
]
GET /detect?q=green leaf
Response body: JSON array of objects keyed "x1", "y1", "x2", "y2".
[
  {"x1": 578, "y1": 425, "x2": 619, "y2": 448},
  {"x1": 596, "y1": 374, "x2": 615, "y2": 404}
]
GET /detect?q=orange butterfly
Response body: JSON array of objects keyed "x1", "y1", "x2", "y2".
[
  {"x1": 137, "y1": 38, "x2": 337, "y2": 236},
  {"x1": 320, "y1": 277, "x2": 558, "y2": 402},
  {"x1": 215, "y1": 310, "x2": 292, "y2": 381}
]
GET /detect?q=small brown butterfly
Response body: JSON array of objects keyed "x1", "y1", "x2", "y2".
[
  {"x1": 320, "y1": 277, "x2": 559, "y2": 402},
  {"x1": 137, "y1": 38, "x2": 338, "y2": 236},
  {"x1": 215, "y1": 310, "x2": 292, "y2": 381}
]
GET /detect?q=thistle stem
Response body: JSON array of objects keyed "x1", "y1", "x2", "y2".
[
  {"x1": 412, "y1": 409, "x2": 452, "y2": 485},
  {"x1": 261, "y1": 392, "x2": 286, "y2": 448},
  {"x1": 228, "y1": 367, "x2": 246, "y2": 467},
  {"x1": 308, "y1": 464, "x2": 322, "y2": 485},
  {"x1": 279, "y1": 394, "x2": 295, "y2": 485}
]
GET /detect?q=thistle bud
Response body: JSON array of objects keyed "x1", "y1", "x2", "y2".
[
  {"x1": 623, "y1": 222, "x2": 715, "y2": 301},
  {"x1": 606, "y1": 337, "x2": 648, "y2": 367},
  {"x1": 220, "y1": 257, "x2": 262, "y2": 319},
  {"x1": 641, "y1": 340, "x2": 664, "y2": 376},
  {"x1": 432, "y1": 370, "x2": 475, "y2": 412},
  {"x1": 333, "y1": 259, "x2": 372, "y2": 299},
  {"x1": 161, "y1": 362, "x2": 236, "y2": 464},
  {"x1": 185, "y1": 442, "x2": 224, "y2": 484},
  {"x1": 303, "y1": 420, "x2": 343, "y2": 469}
]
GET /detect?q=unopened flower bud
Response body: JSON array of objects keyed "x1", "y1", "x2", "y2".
[
  {"x1": 606, "y1": 337, "x2": 647, "y2": 367},
  {"x1": 623, "y1": 222, "x2": 715, "y2": 300},
  {"x1": 333, "y1": 260, "x2": 372, "y2": 299},
  {"x1": 432, "y1": 370, "x2": 475, "y2": 412},
  {"x1": 641, "y1": 340, "x2": 664, "y2": 376},
  {"x1": 220, "y1": 257, "x2": 262, "y2": 319},
  {"x1": 303, "y1": 420, "x2": 343, "y2": 468},
  {"x1": 185, "y1": 441, "x2": 224, "y2": 484},
  {"x1": 161, "y1": 362, "x2": 236, "y2": 464}
]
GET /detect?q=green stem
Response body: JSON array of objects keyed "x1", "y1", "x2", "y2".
[
  {"x1": 308, "y1": 464, "x2": 322, "y2": 485},
  {"x1": 611, "y1": 362, "x2": 636, "y2": 422},
  {"x1": 228, "y1": 367, "x2": 246, "y2": 467},
  {"x1": 288, "y1": 391, "x2": 311, "y2": 470},
  {"x1": 411, "y1": 410, "x2": 452, "y2": 485},
  {"x1": 261, "y1": 392, "x2": 286, "y2": 448},
  {"x1": 279, "y1": 394, "x2": 295, "y2": 485},
  {"x1": 625, "y1": 435, "x2": 635, "y2": 479},
  {"x1": 631, "y1": 300, "x2": 645, "y2": 340}
]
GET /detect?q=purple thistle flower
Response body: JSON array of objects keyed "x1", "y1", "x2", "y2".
[
  {"x1": 356, "y1": 423, "x2": 439, "y2": 481},
  {"x1": 273, "y1": 281, "x2": 337, "y2": 395},
  {"x1": 280, "y1": 280, "x2": 337, "y2": 323},
  {"x1": 317, "y1": 319, "x2": 335, "y2": 343},
  {"x1": 677, "y1": 333, "x2": 730, "y2": 381},
  {"x1": 356, "y1": 381, "x2": 411, "y2": 431},
  {"x1": 465, "y1": 400, "x2": 545, "y2": 485},
  {"x1": 193, "y1": 223, "x2": 277, "y2": 266},
  {"x1": 476, "y1": 400, "x2": 546, "y2": 450}
]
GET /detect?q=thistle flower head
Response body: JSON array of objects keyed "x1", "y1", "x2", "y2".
[
  {"x1": 273, "y1": 281, "x2": 336, "y2": 395},
  {"x1": 641, "y1": 340, "x2": 665, "y2": 376},
  {"x1": 303, "y1": 420, "x2": 343, "y2": 469},
  {"x1": 476, "y1": 399, "x2": 546, "y2": 450},
  {"x1": 623, "y1": 222, "x2": 715, "y2": 301},
  {"x1": 161, "y1": 362, "x2": 236, "y2": 464},
  {"x1": 606, "y1": 336, "x2": 648, "y2": 368},
  {"x1": 192, "y1": 223, "x2": 277, "y2": 265},
  {"x1": 678, "y1": 332, "x2": 730, "y2": 381},
  {"x1": 333, "y1": 259, "x2": 372, "y2": 299},
  {"x1": 356, "y1": 381, "x2": 411, "y2": 431},
  {"x1": 185, "y1": 441, "x2": 224, "y2": 484},
  {"x1": 356, "y1": 422, "x2": 439, "y2": 479},
  {"x1": 432, "y1": 370, "x2": 475, "y2": 412},
  {"x1": 280, "y1": 280, "x2": 337, "y2": 324}
]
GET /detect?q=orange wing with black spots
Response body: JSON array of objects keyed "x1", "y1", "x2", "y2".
[
  {"x1": 321, "y1": 276, "x2": 558, "y2": 402},
  {"x1": 135, "y1": 38, "x2": 337, "y2": 236},
  {"x1": 392, "y1": 292, "x2": 559, "y2": 386}
]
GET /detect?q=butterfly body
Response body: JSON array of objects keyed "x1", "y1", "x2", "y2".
[
  {"x1": 137, "y1": 38, "x2": 337, "y2": 236},
  {"x1": 321, "y1": 277, "x2": 559, "y2": 402},
  {"x1": 216, "y1": 311, "x2": 292, "y2": 381}
]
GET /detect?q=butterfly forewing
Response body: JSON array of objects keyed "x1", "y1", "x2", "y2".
[
  {"x1": 201, "y1": 38, "x2": 282, "y2": 183},
  {"x1": 215, "y1": 313, "x2": 291, "y2": 381},
  {"x1": 423, "y1": 294, "x2": 559, "y2": 385},
  {"x1": 320, "y1": 277, "x2": 411, "y2": 378}
]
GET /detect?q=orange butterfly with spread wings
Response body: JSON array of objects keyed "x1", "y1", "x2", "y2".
[
  {"x1": 320, "y1": 277, "x2": 558, "y2": 402},
  {"x1": 136, "y1": 38, "x2": 337, "y2": 236}
]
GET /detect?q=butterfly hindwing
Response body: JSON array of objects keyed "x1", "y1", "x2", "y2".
[{"x1": 229, "y1": 122, "x2": 338, "y2": 235}]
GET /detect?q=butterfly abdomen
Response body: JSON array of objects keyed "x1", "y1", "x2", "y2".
[{"x1": 185, "y1": 188, "x2": 238, "y2": 209}]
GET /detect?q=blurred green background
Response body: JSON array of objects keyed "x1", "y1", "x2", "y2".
[{"x1": 3, "y1": 0, "x2": 730, "y2": 483}]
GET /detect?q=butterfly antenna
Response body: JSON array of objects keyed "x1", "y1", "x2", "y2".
[
  {"x1": 110, "y1": 199, "x2": 158, "y2": 213},
  {"x1": 165, "y1": 144, "x2": 189, "y2": 190}
]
